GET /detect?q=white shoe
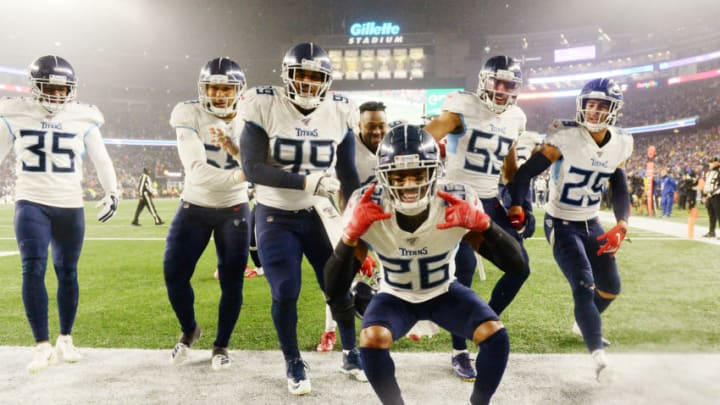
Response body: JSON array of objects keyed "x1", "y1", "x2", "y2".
[
  {"x1": 170, "y1": 326, "x2": 202, "y2": 365},
  {"x1": 286, "y1": 358, "x2": 311, "y2": 395},
  {"x1": 255, "y1": 266, "x2": 264, "y2": 276},
  {"x1": 592, "y1": 349, "x2": 612, "y2": 383},
  {"x1": 211, "y1": 347, "x2": 231, "y2": 371},
  {"x1": 55, "y1": 335, "x2": 82, "y2": 363},
  {"x1": 572, "y1": 321, "x2": 611, "y2": 346},
  {"x1": 27, "y1": 342, "x2": 58, "y2": 373}
]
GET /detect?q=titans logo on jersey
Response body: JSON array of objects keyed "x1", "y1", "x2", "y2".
[
  {"x1": 0, "y1": 97, "x2": 103, "y2": 207},
  {"x1": 241, "y1": 86, "x2": 358, "y2": 210},
  {"x1": 343, "y1": 181, "x2": 480, "y2": 303},
  {"x1": 441, "y1": 91, "x2": 527, "y2": 198},
  {"x1": 544, "y1": 119, "x2": 634, "y2": 221},
  {"x1": 354, "y1": 132, "x2": 377, "y2": 186},
  {"x1": 170, "y1": 100, "x2": 248, "y2": 207}
]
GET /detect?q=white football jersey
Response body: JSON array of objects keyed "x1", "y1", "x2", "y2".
[
  {"x1": 354, "y1": 133, "x2": 377, "y2": 186},
  {"x1": 170, "y1": 101, "x2": 248, "y2": 208},
  {"x1": 0, "y1": 97, "x2": 115, "y2": 207},
  {"x1": 344, "y1": 181, "x2": 481, "y2": 303},
  {"x1": 544, "y1": 119, "x2": 634, "y2": 221},
  {"x1": 242, "y1": 86, "x2": 358, "y2": 210},
  {"x1": 441, "y1": 91, "x2": 527, "y2": 198},
  {"x1": 514, "y1": 130, "x2": 543, "y2": 165}
]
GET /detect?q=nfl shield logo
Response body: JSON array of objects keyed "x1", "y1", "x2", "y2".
[{"x1": 233, "y1": 219, "x2": 241, "y2": 227}]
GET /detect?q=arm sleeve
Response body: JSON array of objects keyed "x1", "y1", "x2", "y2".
[
  {"x1": 240, "y1": 121, "x2": 305, "y2": 190},
  {"x1": 508, "y1": 151, "x2": 553, "y2": 206},
  {"x1": 476, "y1": 222, "x2": 526, "y2": 274},
  {"x1": 323, "y1": 241, "x2": 362, "y2": 304},
  {"x1": 84, "y1": 127, "x2": 118, "y2": 195},
  {"x1": 609, "y1": 167, "x2": 630, "y2": 223},
  {"x1": 335, "y1": 129, "x2": 360, "y2": 201},
  {"x1": 176, "y1": 127, "x2": 244, "y2": 191}
]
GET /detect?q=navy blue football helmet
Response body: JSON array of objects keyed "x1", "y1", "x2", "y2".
[
  {"x1": 576, "y1": 78, "x2": 624, "y2": 132},
  {"x1": 281, "y1": 42, "x2": 333, "y2": 110},
  {"x1": 197, "y1": 57, "x2": 246, "y2": 118},
  {"x1": 477, "y1": 55, "x2": 522, "y2": 113},
  {"x1": 29, "y1": 55, "x2": 77, "y2": 114},
  {"x1": 376, "y1": 124, "x2": 441, "y2": 215}
]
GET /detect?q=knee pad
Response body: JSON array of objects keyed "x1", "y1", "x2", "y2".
[{"x1": 22, "y1": 257, "x2": 47, "y2": 278}]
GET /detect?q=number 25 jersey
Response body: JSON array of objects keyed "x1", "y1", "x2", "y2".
[{"x1": 544, "y1": 120, "x2": 633, "y2": 221}]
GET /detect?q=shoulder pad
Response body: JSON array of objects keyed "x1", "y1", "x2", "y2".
[
  {"x1": 547, "y1": 119, "x2": 578, "y2": 134},
  {"x1": 66, "y1": 102, "x2": 104, "y2": 127},
  {"x1": 442, "y1": 91, "x2": 478, "y2": 112},
  {"x1": 170, "y1": 101, "x2": 201, "y2": 128}
]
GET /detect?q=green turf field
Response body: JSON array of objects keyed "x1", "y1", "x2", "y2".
[{"x1": 1, "y1": 199, "x2": 719, "y2": 353}]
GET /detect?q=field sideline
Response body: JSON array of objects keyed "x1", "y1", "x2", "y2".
[{"x1": 1, "y1": 199, "x2": 719, "y2": 403}]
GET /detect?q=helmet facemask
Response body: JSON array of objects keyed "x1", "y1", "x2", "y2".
[
  {"x1": 377, "y1": 156, "x2": 440, "y2": 215},
  {"x1": 282, "y1": 65, "x2": 332, "y2": 110},
  {"x1": 576, "y1": 94, "x2": 623, "y2": 132},
  {"x1": 477, "y1": 70, "x2": 522, "y2": 114},
  {"x1": 198, "y1": 76, "x2": 243, "y2": 118},
  {"x1": 31, "y1": 76, "x2": 76, "y2": 114}
]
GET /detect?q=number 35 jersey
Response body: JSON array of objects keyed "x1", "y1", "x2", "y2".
[
  {"x1": 544, "y1": 120, "x2": 634, "y2": 221},
  {"x1": 241, "y1": 86, "x2": 357, "y2": 210},
  {"x1": 0, "y1": 97, "x2": 107, "y2": 207},
  {"x1": 344, "y1": 181, "x2": 480, "y2": 303},
  {"x1": 441, "y1": 91, "x2": 526, "y2": 198}
]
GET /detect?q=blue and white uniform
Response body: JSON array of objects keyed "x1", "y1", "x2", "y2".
[
  {"x1": 164, "y1": 100, "x2": 250, "y2": 348},
  {"x1": 0, "y1": 96, "x2": 117, "y2": 343},
  {"x1": 354, "y1": 133, "x2": 377, "y2": 186},
  {"x1": 240, "y1": 86, "x2": 360, "y2": 360}
]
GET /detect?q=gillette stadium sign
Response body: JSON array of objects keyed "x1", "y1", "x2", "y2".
[{"x1": 348, "y1": 21, "x2": 404, "y2": 45}]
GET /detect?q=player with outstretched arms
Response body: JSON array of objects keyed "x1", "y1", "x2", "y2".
[
  {"x1": 0, "y1": 55, "x2": 119, "y2": 373},
  {"x1": 240, "y1": 42, "x2": 362, "y2": 395},
  {"x1": 422, "y1": 55, "x2": 532, "y2": 380},
  {"x1": 324, "y1": 125, "x2": 525, "y2": 405},
  {"x1": 164, "y1": 57, "x2": 250, "y2": 371},
  {"x1": 507, "y1": 78, "x2": 633, "y2": 381}
]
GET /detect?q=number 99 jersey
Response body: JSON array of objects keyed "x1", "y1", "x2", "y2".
[
  {"x1": 241, "y1": 86, "x2": 358, "y2": 210},
  {"x1": 441, "y1": 91, "x2": 526, "y2": 198},
  {"x1": 343, "y1": 181, "x2": 480, "y2": 303},
  {"x1": 544, "y1": 119, "x2": 633, "y2": 221},
  {"x1": 0, "y1": 97, "x2": 104, "y2": 207}
]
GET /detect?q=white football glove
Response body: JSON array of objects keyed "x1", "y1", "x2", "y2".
[
  {"x1": 96, "y1": 193, "x2": 119, "y2": 223},
  {"x1": 304, "y1": 172, "x2": 340, "y2": 197}
]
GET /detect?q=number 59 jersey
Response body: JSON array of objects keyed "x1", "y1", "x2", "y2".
[
  {"x1": 0, "y1": 97, "x2": 105, "y2": 207},
  {"x1": 441, "y1": 91, "x2": 526, "y2": 198},
  {"x1": 241, "y1": 86, "x2": 358, "y2": 210},
  {"x1": 544, "y1": 120, "x2": 634, "y2": 221},
  {"x1": 344, "y1": 181, "x2": 479, "y2": 303}
]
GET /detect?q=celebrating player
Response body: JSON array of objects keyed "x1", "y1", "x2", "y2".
[
  {"x1": 316, "y1": 100, "x2": 387, "y2": 353},
  {"x1": 507, "y1": 78, "x2": 633, "y2": 381},
  {"x1": 0, "y1": 55, "x2": 119, "y2": 373},
  {"x1": 164, "y1": 57, "x2": 250, "y2": 371},
  {"x1": 240, "y1": 42, "x2": 362, "y2": 395},
  {"x1": 324, "y1": 125, "x2": 525, "y2": 405},
  {"x1": 423, "y1": 55, "x2": 531, "y2": 380}
]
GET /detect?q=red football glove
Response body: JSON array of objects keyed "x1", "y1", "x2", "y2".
[
  {"x1": 360, "y1": 255, "x2": 377, "y2": 277},
  {"x1": 507, "y1": 205, "x2": 525, "y2": 229},
  {"x1": 596, "y1": 223, "x2": 628, "y2": 256},
  {"x1": 343, "y1": 183, "x2": 392, "y2": 241},
  {"x1": 436, "y1": 190, "x2": 490, "y2": 232}
]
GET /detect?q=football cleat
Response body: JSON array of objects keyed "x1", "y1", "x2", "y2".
[
  {"x1": 340, "y1": 348, "x2": 367, "y2": 382},
  {"x1": 316, "y1": 331, "x2": 336, "y2": 352},
  {"x1": 27, "y1": 342, "x2": 58, "y2": 373},
  {"x1": 286, "y1": 357, "x2": 311, "y2": 395},
  {"x1": 211, "y1": 347, "x2": 231, "y2": 371},
  {"x1": 170, "y1": 326, "x2": 202, "y2": 365},
  {"x1": 244, "y1": 267, "x2": 258, "y2": 278},
  {"x1": 452, "y1": 352, "x2": 477, "y2": 381},
  {"x1": 55, "y1": 335, "x2": 82, "y2": 363},
  {"x1": 572, "y1": 321, "x2": 611, "y2": 347},
  {"x1": 592, "y1": 349, "x2": 613, "y2": 383}
]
